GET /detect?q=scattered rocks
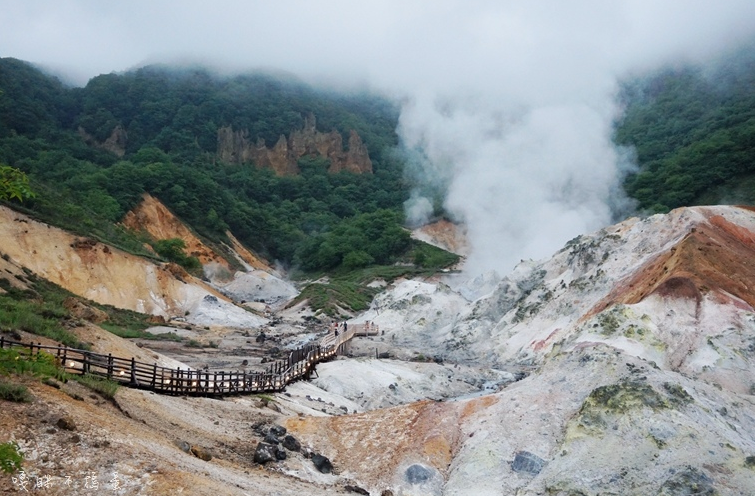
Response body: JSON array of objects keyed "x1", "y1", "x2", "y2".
[
  {"x1": 658, "y1": 466, "x2": 715, "y2": 495},
  {"x1": 282, "y1": 435, "x2": 301, "y2": 452},
  {"x1": 345, "y1": 484, "x2": 369, "y2": 494},
  {"x1": 405, "y1": 464, "x2": 433, "y2": 484},
  {"x1": 191, "y1": 445, "x2": 213, "y2": 462},
  {"x1": 56, "y1": 416, "x2": 76, "y2": 431},
  {"x1": 253, "y1": 442, "x2": 277, "y2": 464},
  {"x1": 312, "y1": 453, "x2": 333, "y2": 474},
  {"x1": 264, "y1": 433, "x2": 280, "y2": 445},
  {"x1": 381, "y1": 491, "x2": 394, "y2": 496},
  {"x1": 175, "y1": 440, "x2": 191, "y2": 453},
  {"x1": 270, "y1": 425, "x2": 287, "y2": 437},
  {"x1": 43, "y1": 378, "x2": 62, "y2": 389},
  {"x1": 511, "y1": 451, "x2": 545, "y2": 475},
  {"x1": 275, "y1": 446, "x2": 287, "y2": 460},
  {"x1": 68, "y1": 434, "x2": 81, "y2": 444}
]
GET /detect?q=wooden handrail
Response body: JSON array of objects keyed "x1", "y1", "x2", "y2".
[{"x1": 0, "y1": 323, "x2": 367, "y2": 397}]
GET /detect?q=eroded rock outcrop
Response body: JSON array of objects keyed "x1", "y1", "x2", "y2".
[
  {"x1": 0, "y1": 205, "x2": 265, "y2": 327},
  {"x1": 217, "y1": 113, "x2": 372, "y2": 175},
  {"x1": 78, "y1": 124, "x2": 128, "y2": 157},
  {"x1": 122, "y1": 194, "x2": 228, "y2": 267}
]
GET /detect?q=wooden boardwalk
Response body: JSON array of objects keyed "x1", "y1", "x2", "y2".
[{"x1": 0, "y1": 322, "x2": 378, "y2": 397}]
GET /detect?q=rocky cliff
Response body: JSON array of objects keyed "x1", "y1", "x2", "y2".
[
  {"x1": 122, "y1": 193, "x2": 232, "y2": 271},
  {"x1": 121, "y1": 194, "x2": 298, "y2": 306},
  {"x1": 0, "y1": 205, "x2": 266, "y2": 327},
  {"x1": 217, "y1": 113, "x2": 373, "y2": 175},
  {"x1": 77, "y1": 124, "x2": 128, "y2": 157}
]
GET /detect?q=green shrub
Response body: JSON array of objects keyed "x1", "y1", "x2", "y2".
[
  {"x1": 0, "y1": 348, "x2": 66, "y2": 381},
  {"x1": 73, "y1": 374, "x2": 119, "y2": 399},
  {"x1": 0, "y1": 442, "x2": 23, "y2": 474},
  {"x1": 0, "y1": 381, "x2": 32, "y2": 402},
  {"x1": 151, "y1": 238, "x2": 202, "y2": 273}
]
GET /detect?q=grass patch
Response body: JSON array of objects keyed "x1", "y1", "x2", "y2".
[
  {"x1": 583, "y1": 380, "x2": 669, "y2": 414},
  {"x1": 0, "y1": 347, "x2": 70, "y2": 403},
  {"x1": 0, "y1": 381, "x2": 32, "y2": 402},
  {"x1": 293, "y1": 280, "x2": 378, "y2": 317},
  {"x1": 0, "y1": 274, "x2": 87, "y2": 349},
  {"x1": 72, "y1": 373, "x2": 120, "y2": 399},
  {"x1": 0, "y1": 441, "x2": 23, "y2": 474},
  {"x1": 407, "y1": 241, "x2": 460, "y2": 269},
  {"x1": 255, "y1": 394, "x2": 275, "y2": 403},
  {"x1": 0, "y1": 347, "x2": 67, "y2": 380},
  {"x1": 99, "y1": 322, "x2": 183, "y2": 342},
  {"x1": 290, "y1": 255, "x2": 460, "y2": 317},
  {"x1": 0, "y1": 296, "x2": 81, "y2": 348}
]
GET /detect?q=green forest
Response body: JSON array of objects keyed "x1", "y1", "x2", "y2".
[
  {"x1": 0, "y1": 58, "x2": 459, "y2": 280},
  {"x1": 615, "y1": 44, "x2": 755, "y2": 212}
]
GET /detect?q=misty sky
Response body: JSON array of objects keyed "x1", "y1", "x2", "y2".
[{"x1": 3, "y1": 0, "x2": 755, "y2": 275}]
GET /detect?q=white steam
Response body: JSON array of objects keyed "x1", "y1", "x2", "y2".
[{"x1": 387, "y1": 1, "x2": 755, "y2": 276}]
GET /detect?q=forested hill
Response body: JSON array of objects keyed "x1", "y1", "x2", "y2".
[
  {"x1": 0, "y1": 58, "x2": 461, "y2": 279},
  {"x1": 616, "y1": 45, "x2": 755, "y2": 213}
]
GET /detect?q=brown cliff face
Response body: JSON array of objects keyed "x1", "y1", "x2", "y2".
[
  {"x1": 78, "y1": 124, "x2": 128, "y2": 157},
  {"x1": 0, "y1": 205, "x2": 227, "y2": 317},
  {"x1": 217, "y1": 113, "x2": 372, "y2": 175},
  {"x1": 122, "y1": 193, "x2": 231, "y2": 270},
  {"x1": 588, "y1": 207, "x2": 755, "y2": 318}
]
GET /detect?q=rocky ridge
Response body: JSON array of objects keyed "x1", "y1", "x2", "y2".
[
  {"x1": 0, "y1": 205, "x2": 265, "y2": 328},
  {"x1": 121, "y1": 193, "x2": 235, "y2": 273},
  {"x1": 217, "y1": 113, "x2": 373, "y2": 175}
]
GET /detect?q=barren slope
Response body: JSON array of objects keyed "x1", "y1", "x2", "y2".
[{"x1": 0, "y1": 206, "x2": 266, "y2": 329}]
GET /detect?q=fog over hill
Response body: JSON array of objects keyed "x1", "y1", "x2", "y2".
[{"x1": 4, "y1": 1, "x2": 755, "y2": 275}]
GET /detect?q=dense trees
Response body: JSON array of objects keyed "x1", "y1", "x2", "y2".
[
  {"x1": 616, "y1": 45, "x2": 755, "y2": 212},
  {"x1": 0, "y1": 58, "x2": 423, "y2": 272}
]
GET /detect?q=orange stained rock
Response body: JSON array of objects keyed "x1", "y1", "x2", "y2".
[{"x1": 587, "y1": 206, "x2": 755, "y2": 319}]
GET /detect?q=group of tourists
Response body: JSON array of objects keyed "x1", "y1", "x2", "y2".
[{"x1": 333, "y1": 321, "x2": 348, "y2": 337}]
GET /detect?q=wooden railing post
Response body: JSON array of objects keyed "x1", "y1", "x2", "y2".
[
  {"x1": 130, "y1": 358, "x2": 137, "y2": 385},
  {"x1": 107, "y1": 354, "x2": 114, "y2": 380}
]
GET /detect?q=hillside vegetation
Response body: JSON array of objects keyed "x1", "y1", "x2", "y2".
[
  {"x1": 616, "y1": 44, "x2": 755, "y2": 212},
  {"x1": 0, "y1": 59, "x2": 457, "y2": 279}
]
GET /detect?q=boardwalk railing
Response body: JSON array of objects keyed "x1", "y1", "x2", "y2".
[{"x1": 0, "y1": 323, "x2": 374, "y2": 397}]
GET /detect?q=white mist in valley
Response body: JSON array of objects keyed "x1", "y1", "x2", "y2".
[{"x1": 392, "y1": 1, "x2": 755, "y2": 277}]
